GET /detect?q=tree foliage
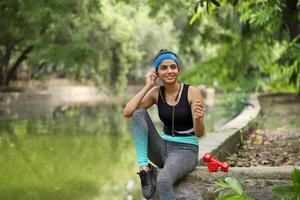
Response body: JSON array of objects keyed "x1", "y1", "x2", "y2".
[
  {"x1": 144, "y1": 0, "x2": 300, "y2": 93},
  {"x1": 1, "y1": 0, "x2": 299, "y2": 93},
  {"x1": 0, "y1": 0, "x2": 181, "y2": 93},
  {"x1": 0, "y1": 0, "x2": 100, "y2": 85},
  {"x1": 181, "y1": 0, "x2": 300, "y2": 93}
]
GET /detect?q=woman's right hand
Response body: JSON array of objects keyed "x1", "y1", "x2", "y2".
[{"x1": 145, "y1": 70, "x2": 158, "y2": 89}]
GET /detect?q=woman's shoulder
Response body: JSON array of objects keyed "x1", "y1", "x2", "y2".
[
  {"x1": 147, "y1": 86, "x2": 160, "y2": 98},
  {"x1": 187, "y1": 84, "x2": 204, "y2": 102},
  {"x1": 186, "y1": 84, "x2": 199, "y2": 93},
  {"x1": 182, "y1": 83, "x2": 197, "y2": 89},
  {"x1": 149, "y1": 86, "x2": 160, "y2": 104},
  {"x1": 149, "y1": 86, "x2": 160, "y2": 93}
]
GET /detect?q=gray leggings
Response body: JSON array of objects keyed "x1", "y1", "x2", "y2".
[{"x1": 131, "y1": 108, "x2": 198, "y2": 200}]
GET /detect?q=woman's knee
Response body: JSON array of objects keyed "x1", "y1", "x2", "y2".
[{"x1": 131, "y1": 108, "x2": 146, "y2": 120}]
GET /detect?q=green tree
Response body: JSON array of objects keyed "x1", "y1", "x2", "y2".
[
  {"x1": 0, "y1": 0, "x2": 183, "y2": 93},
  {"x1": 0, "y1": 0, "x2": 100, "y2": 86},
  {"x1": 237, "y1": 0, "x2": 300, "y2": 93},
  {"x1": 141, "y1": 0, "x2": 300, "y2": 93}
]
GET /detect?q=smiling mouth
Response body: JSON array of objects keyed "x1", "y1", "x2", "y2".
[
  {"x1": 165, "y1": 76, "x2": 175, "y2": 80},
  {"x1": 165, "y1": 75, "x2": 175, "y2": 78}
]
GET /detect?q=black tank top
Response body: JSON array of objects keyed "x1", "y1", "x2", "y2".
[{"x1": 157, "y1": 84, "x2": 195, "y2": 136}]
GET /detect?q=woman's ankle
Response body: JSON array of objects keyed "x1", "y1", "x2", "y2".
[{"x1": 139, "y1": 165, "x2": 150, "y2": 172}]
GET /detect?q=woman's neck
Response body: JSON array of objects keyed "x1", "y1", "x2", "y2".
[{"x1": 164, "y1": 81, "x2": 181, "y2": 95}]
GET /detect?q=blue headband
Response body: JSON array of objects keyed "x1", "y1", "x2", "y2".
[{"x1": 153, "y1": 53, "x2": 179, "y2": 71}]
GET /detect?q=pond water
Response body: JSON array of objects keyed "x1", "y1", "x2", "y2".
[{"x1": 0, "y1": 99, "x2": 241, "y2": 200}]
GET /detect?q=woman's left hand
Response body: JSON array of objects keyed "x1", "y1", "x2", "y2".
[{"x1": 192, "y1": 100, "x2": 205, "y2": 119}]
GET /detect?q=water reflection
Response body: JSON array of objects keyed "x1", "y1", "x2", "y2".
[
  {"x1": 0, "y1": 106, "x2": 142, "y2": 200},
  {"x1": 0, "y1": 101, "x2": 239, "y2": 200}
]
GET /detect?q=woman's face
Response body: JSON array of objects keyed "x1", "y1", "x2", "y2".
[{"x1": 157, "y1": 59, "x2": 179, "y2": 84}]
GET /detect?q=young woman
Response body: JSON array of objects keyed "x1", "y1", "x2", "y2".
[{"x1": 122, "y1": 49, "x2": 205, "y2": 200}]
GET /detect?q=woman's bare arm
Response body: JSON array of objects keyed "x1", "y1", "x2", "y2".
[
  {"x1": 122, "y1": 70, "x2": 158, "y2": 118},
  {"x1": 189, "y1": 86, "x2": 205, "y2": 137}
]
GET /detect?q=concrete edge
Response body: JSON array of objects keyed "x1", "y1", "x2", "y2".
[{"x1": 186, "y1": 166, "x2": 299, "y2": 183}]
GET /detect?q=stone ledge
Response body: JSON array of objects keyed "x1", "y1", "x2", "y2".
[
  {"x1": 174, "y1": 166, "x2": 299, "y2": 200},
  {"x1": 186, "y1": 166, "x2": 296, "y2": 182}
]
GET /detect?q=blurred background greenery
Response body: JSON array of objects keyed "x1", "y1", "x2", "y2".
[
  {"x1": 0, "y1": 0, "x2": 299, "y2": 93},
  {"x1": 0, "y1": 0, "x2": 299, "y2": 199}
]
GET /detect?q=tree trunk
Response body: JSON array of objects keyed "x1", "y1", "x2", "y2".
[
  {"x1": 0, "y1": 68, "x2": 7, "y2": 86},
  {"x1": 111, "y1": 45, "x2": 121, "y2": 85},
  {"x1": 0, "y1": 44, "x2": 14, "y2": 85},
  {"x1": 284, "y1": 0, "x2": 300, "y2": 42},
  {"x1": 5, "y1": 45, "x2": 34, "y2": 85},
  {"x1": 30, "y1": 62, "x2": 47, "y2": 79}
]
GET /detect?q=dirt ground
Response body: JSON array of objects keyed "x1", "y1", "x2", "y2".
[{"x1": 227, "y1": 94, "x2": 300, "y2": 167}]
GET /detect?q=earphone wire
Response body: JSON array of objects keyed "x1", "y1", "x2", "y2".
[{"x1": 157, "y1": 78, "x2": 166, "y2": 104}]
